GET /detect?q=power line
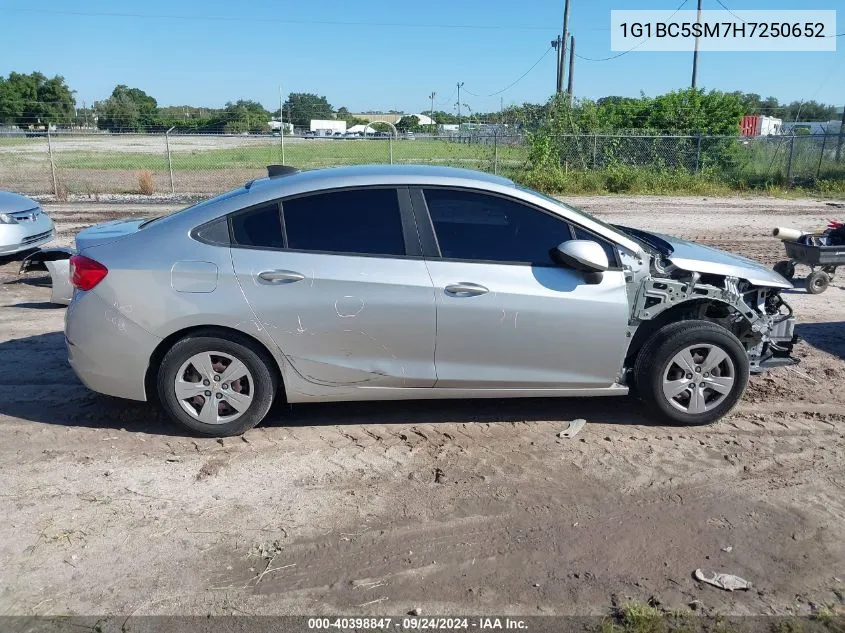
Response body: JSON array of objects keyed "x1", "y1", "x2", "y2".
[
  {"x1": 713, "y1": 0, "x2": 745, "y2": 23},
  {"x1": 0, "y1": 6, "x2": 558, "y2": 31},
  {"x1": 713, "y1": 1, "x2": 844, "y2": 35},
  {"x1": 575, "y1": 0, "x2": 689, "y2": 61},
  {"x1": 462, "y1": 46, "x2": 554, "y2": 98}
]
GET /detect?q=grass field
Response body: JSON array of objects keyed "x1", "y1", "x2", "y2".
[
  {"x1": 1, "y1": 134, "x2": 843, "y2": 197},
  {"x1": 0, "y1": 136, "x2": 529, "y2": 170}
]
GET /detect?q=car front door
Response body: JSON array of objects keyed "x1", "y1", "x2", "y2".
[
  {"x1": 413, "y1": 187, "x2": 630, "y2": 390},
  {"x1": 230, "y1": 187, "x2": 437, "y2": 390}
]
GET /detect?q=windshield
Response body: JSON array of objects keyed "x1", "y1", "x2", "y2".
[
  {"x1": 516, "y1": 185, "x2": 626, "y2": 237},
  {"x1": 139, "y1": 187, "x2": 248, "y2": 228}
]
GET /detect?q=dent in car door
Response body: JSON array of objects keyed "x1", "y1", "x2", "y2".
[
  {"x1": 415, "y1": 187, "x2": 630, "y2": 389},
  {"x1": 230, "y1": 188, "x2": 437, "y2": 390}
]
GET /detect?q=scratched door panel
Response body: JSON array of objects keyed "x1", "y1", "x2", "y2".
[
  {"x1": 232, "y1": 249, "x2": 437, "y2": 389},
  {"x1": 426, "y1": 261, "x2": 630, "y2": 389}
]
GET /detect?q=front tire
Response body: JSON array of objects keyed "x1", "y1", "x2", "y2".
[
  {"x1": 634, "y1": 321, "x2": 749, "y2": 426},
  {"x1": 157, "y1": 334, "x2": 277, "y2": 436}
]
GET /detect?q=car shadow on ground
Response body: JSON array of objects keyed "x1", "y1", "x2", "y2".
[
  {"x1": 10, "y1": 301, "x2": 62, "y2": 309},
  {"x1": 796, "y1": 321, "x2": 845, "y2": 361},
  {"x1": 0, "y1": 331, "x2": 659, "y2": 437}
]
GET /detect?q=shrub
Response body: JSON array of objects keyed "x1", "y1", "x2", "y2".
[{"x1": 137, "y1": 170, "x2": 155, "y2": 195}]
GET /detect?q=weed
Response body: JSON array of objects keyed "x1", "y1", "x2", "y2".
[
  {"x1": 54, "y1": 179, "x2": 68, "y2": 202},
  {"x1": 137, "y1": 170, "x2": 155, "y2": 195}
]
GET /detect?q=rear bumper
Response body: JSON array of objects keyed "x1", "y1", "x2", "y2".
[{"x1": 65, "y1": 290, "x2": 161, "y2": 401}]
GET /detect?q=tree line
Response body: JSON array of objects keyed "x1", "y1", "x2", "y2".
[{"x1": 0, "y1": 71, "x2": 840, "y2": 134}]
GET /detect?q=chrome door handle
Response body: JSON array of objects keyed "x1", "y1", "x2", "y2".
[
  {"x1": 444, "y1": 282, "x2": 489, "y2": 297},
  {"x1": 257, "y1": 269, "x2": 305, "y2": 284}
]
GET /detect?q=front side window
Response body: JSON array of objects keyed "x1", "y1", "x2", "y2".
[
  {"x1": 283, "y1": 188, "x2": 406, "y2": 256},
  {"x1": 423, "y1": 188, "x2": 572, "y2": 265}
]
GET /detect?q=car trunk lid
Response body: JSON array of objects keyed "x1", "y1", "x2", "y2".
[{"x1": 74, "y1": 219, "x2": 146, "y2": 251}]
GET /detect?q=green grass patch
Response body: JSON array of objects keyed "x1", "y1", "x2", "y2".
[
  {"x1": 515, "y1": 165, "x2": 845, "y2": 197},
  {"x1": 0, "y1": 139, "x2": 529, "y2": 172}
]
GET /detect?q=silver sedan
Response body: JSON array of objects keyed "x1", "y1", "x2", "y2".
[
  {"x1": 0, "y1": 191, "x2": 55, "y2": 256},
  {"x1": 64, "y1": 165, "x2": 797, "y2": 436}
]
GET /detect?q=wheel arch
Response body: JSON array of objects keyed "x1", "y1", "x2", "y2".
[
  {"x1": 144, "y1": 325, "x2": 285, "y2": 403},
  {"x1": 625, "y1": 297, "x2": 754, "y2": 368}
]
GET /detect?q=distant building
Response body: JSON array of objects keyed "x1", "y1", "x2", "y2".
[
  {"x1": 353, "y1": 113, "x2": 435, "y2": 126},
  {"x1": 781, "y1": 120, "x2": 843, "y2": 135},
  {"x1": 347, "y1": 124, "x2": 374, "y2": 135}
]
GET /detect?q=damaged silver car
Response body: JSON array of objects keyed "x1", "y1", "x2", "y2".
[{"x1": 63, "y1": 165, "x2": 797, "y2": 436}]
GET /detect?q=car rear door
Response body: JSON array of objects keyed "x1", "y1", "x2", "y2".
[
  {"x1": 412, "y1": 187, "x2": 630, "y2": 389},
  {"x1": 230, "y1": 187, "x2": 437, "y2": 389}
]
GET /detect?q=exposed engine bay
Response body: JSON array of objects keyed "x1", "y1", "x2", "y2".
[{"x1": 619, "y1": 238, "x2": 798, "y2": 377}]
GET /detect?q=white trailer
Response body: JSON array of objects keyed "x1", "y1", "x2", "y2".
[{"x1": 310, "y1": 119, "x2": 346, "y2": 134}]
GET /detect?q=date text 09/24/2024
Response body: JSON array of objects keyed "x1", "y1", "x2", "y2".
[{"x1": 307, "y1": 617, "x2": 529, "y2": 630}]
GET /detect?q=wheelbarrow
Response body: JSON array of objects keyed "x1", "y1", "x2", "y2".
[{"x1": 774, "y1": 238, "x2": 845, "y2": 294}]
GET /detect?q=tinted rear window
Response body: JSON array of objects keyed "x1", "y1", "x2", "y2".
[{"x1": 283, "y1": 188, "x2": 405, "y2": 256}]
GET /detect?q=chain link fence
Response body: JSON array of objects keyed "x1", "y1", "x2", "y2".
[
  {"x1": 0, "y1": 132, "x2": 527, "y2": 198},
  {"x1": 1, "y1": 131, "x2": 842, "y2": 198},
  {"x1": 552, "y1": 133, "x2": 845, "y2": 186}
]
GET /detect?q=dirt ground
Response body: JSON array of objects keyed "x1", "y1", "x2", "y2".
[{"x1": 1, "y1": 195, "x2": 844, "y2": 618}]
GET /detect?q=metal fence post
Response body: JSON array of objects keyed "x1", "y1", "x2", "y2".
[
  {"x1": 389, "y1": 135, "x2": 393, "y2": 165},
  {"x1": 816, "y1": 132, "x2": 828, "y2": 179},
  {"x1": 165, "y1": 126, "x2": 175, "y2": 195},
  {"x1": 493, "y1": 131, "x2": 499, "y2": 175},
  {"x1": 694, "y1": 133, "x2": 702, "y2": 173},
  {"x1": 787, "y1": 134, "x2": 796, "y2": 185},
  {"x1": 592, "y1": 134, "x2": 598, "y2": 169},
  {"x1": 46, "y1": 130, "x2": 58, "y2": 196}
]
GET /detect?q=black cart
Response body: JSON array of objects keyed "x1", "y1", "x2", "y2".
[{"x1": 774, "y1": 239, "x2": 845, "y2": 294}]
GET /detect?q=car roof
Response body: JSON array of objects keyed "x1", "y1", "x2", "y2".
[{"x1": 246, "y1": 164, "x2": 515, "y2": 196}]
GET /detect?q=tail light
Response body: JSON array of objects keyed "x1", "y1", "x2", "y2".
[{"x1": 70, "y1": 255, "x2": 108, "y2": 291}]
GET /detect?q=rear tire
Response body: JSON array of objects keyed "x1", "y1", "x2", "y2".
[
  {"x1": 806, "y1": 270, "x2": 829, "y2": 294},
  {"x1": 157, "y1": 334, "x2": 277, "y2": 436},
  {"x1": 634, "y1": 320, "x2": 749, "y2": 426}
]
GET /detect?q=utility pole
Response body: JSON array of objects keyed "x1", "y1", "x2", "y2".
[
  {"x1": 558, "y1": 0, "x2": 571, "y2": 94},
  {"x1": 429, "y1": 91, "x2": 436, "y2": 132},
  {"x1": 279, "y1": 85, "x2": 285, "y2": 164},
  {"x1": 457, "y1": 82, "x2": 464, "y2": 129},
  {"x1": 691, "y1": 0, "x2": 703, "y2": 89},
  {"x1": 552, "y1": 35, "x2": 562, "y2": 93},
  {"x1": 567, "y1": 35, "x2": 576, "y2": 104}
]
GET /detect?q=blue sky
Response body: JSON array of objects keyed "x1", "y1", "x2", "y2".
[{"x1": 0, "y1": 0, "x2": 841, "y2": 115}]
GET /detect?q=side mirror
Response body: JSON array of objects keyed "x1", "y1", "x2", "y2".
[{"x1": 551, "y1": 240, "x2": 609, "y2": 272}]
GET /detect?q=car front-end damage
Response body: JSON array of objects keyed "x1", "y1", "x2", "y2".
[{"x1": 617, "y1": 227, "x2": 798, "y2": 380}]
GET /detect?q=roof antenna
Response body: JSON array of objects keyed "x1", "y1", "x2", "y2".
[{"x1": 267, "y1": 165, "x2": 299, "y2": 178}]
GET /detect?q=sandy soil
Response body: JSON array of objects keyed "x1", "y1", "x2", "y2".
[{"x1": 1, "y1": 195, "x2": 844, "y2": 618}]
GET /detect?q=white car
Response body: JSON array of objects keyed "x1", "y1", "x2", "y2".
[{"x1": 0, "y1": 191, "x2": 55, "y2": 256}]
